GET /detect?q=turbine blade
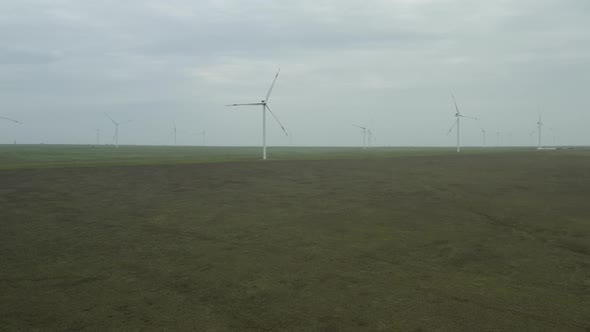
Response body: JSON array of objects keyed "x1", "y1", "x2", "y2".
[
  {"x1": 450, "y1": 92, "x2": 460, "y2": 115},
  {"x1": 265, "y1": 104, "x2": 288, "y2": 136},
  {"x1": 104, "y1": 113, "x2": 118, "y2": 125},
  {"x1": 265, "y1": 68, "x2": 280, "y2": 102},
  {"x1": 226, "y1": 103, "x2": 264, "y2": 106},
  {"x1": 352, "y1": 124, "x2": 366, "y2": 130},
  {"x1": 447, "y1": 119, "x2": 458, "y2": 135},
  {"x1": 0, "y1": 116, "x2": 22, "y2": 124},
  {"x1": 460, "y1": 115, "x2": 478, "y2": 120}
]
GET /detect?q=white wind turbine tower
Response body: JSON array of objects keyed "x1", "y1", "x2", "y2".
[
  {"x1": 537, "y1": 114, "x2": 543, "y2": 150},
  {"x1": 353, "y1": 125, "x2": 367, "y2": 150},
  {"x1": 173, "y1": 121, "x2": 177, "y2": 146},
  {"x1": 198, "y1": 130, "x2": 206, "y2": 146},
  {"x1": 226, "y1": 69, "x2": 288, "y2": 160},
  {"x1": 105, "y1": 113, "x2": 131, "y2": 148},
  {"x1": 480, "y1": 128, "x2": 486, "y2": 148},
  {"x1": 447, "y1": 93, "x2": 478, "y2": 152}
]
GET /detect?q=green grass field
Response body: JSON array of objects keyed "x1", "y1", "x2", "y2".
[{"x1": 1, "y1": 145, "x2": 589, "y2": 330}]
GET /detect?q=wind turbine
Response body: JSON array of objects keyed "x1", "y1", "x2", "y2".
[
  {"x1": 226, "y1": 69, "x2": 288, "y2": 160},
  {"x1": 480, "y1": 128, "x2": 486, "y2": 148},
  {"x1": 173, "y1": 121, "x2": 177, "y2": 146},
  {"x1": 105, "y1": 113, "x2": 131, "y2": 148},
  {"x1": 353, "y1": 125, "x2": 367, "y2": 150},
  {"x1": 198, "y1": 130, "x2": 206, "y2": 146},
  {"x1": 447, "y1": 93, "x2": 478, "y2": 152},
  {"x1": 537, "y1": 114, "x2": 543, "y2": 150}
]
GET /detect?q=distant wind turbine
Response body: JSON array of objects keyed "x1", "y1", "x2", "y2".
[
  {"x1": 353, "y1": 125, "x2": 368, "y2": 150},
  {"x1": 480, "y1": 128, "x2": 486, "y2": 148},
  {"x1": 173, "y1": 121, "x2": 177, "y2": 146},
  {"x1": 105, "y1": 113, "x2": 131, "y2": 148},
  {"x1": 198, "y1": 130, "x2": 206, "y2": 146},
  {"x1": 447, "y1": 93, "x2": 478, "y2": 152},
  {"x1": 226, "y1": 69, "x2": 288, "y2": 160},
  {"x1": 537, "y1": 114, "x2": 543, "y2": 150}
]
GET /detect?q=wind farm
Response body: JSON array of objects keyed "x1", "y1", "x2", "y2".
[
  {"x1": 2, "y1": 62, "x2": 589, "y2": 330},
  {"x1": 2, "y1": 0, "x2": 590, "y2": 330}
]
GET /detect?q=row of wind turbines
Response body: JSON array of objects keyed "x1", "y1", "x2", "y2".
[
  {"x1": 447, "y1": 94, "x2": 549, "y2": 152},
  {"x1": 228, "y1": 69, "x2": 554, "y2": 159},
  {"x1": 1, "y1": 69, "x2": 554, "y2": 157},
  {"x1": 99, "y1": 113, "x2": 206, "y2": 148}
]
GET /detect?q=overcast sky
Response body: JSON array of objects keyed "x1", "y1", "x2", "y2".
[{"x1": 1, "y1": 0, "x2": 588, "y2": 147}]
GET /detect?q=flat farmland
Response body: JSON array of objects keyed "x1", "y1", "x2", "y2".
[{"x1": 1, "y1": 146, "x2": 589, "y2": 330}]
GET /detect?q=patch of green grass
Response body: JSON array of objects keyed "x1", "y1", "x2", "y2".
[
  {"x1": 0, "y1": 144, "x2": 563, "y2": 170},
  {"x1": 1, "y1": 148, "x2": 589, "y2": 330}
]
